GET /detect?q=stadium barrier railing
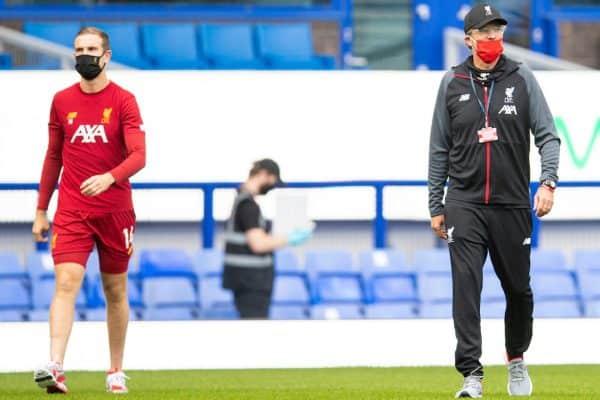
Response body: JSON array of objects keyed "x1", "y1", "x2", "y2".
[{"x1": 3, "y1": 180, "x2": 600, "y2": 250}]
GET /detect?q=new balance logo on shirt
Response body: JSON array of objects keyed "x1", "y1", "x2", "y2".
[{"x1": 71, "y1": 124, "x2": 108, "y2": 143}]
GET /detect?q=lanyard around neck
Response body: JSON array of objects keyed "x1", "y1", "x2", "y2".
[{"x1": 469, "y1": 71, "x2": 495, "y2": 128}]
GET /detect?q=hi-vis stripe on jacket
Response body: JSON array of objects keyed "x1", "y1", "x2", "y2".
[{"x1": 224, "y1": 191, "x2": 273, "y2": 269}]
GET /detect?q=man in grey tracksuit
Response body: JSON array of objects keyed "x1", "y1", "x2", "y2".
[{"x1": 427, "y1": 4, "x2": 560, "y2": 398}]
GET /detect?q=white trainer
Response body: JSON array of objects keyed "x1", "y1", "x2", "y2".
[
  {"x1": 507, "y1": 359, "x2": 533, "y2": 396},
  {"x1": 34, "y1": 361, "x2": 68, "y2": 394},
  {"x1": 106, "y1": 370, "x2": 130, "y2": 394},
  {"x1": 455, "y1": 374, "x2": 483, "y2": 398}
]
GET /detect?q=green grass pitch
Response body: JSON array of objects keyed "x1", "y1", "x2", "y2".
[{"x1": 2, "y1": 365, "x2": 599, "y2": 399}]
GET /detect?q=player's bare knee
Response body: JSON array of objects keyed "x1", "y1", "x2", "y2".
[
  {"x1": 54, "y1": 277, "x2": 81, "y2": 297},
  {"x1": 103, "y1": 282, "x2": 127, "y2": 304}
]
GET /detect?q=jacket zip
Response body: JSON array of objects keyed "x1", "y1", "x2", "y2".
[{"x1": 483, "y1": 85, "x2": 491, "y2": 204}]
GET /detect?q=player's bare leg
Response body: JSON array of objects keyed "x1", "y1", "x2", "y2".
[
  {"x1": 102, "y1": 271, "x2": 130, "y2": 393},
  {"x1": 102, "y1": 271, "x2": 129, "y2": 370},
  {"x1": 50, "y1": 262, "x2": 86, "y2": 364},
  {"x1": 34, "y1": 262, "x2": 85, "y2": 393}
]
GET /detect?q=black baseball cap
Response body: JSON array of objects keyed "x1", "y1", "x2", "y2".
[
  {"x1": 254, "y1": 158, "x2": 284, "y2": 185},
  {"x1": 463, "y1": 4, "x2": 508, "y2": 33}
]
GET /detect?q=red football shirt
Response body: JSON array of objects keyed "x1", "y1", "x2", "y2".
[{"x1": 37, "y1": 81, "x2": 146, "y2": 213}]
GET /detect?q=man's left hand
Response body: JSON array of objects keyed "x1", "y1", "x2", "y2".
[
  {"x1": 80, "y1": 173, "x2": 115, "y2": 197},
  {"x1": 533, "y1": 185, "x2": 554, "y2": 218}
]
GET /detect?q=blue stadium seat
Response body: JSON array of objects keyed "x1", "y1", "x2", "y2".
[
  {"x1": 142, "y1": 278, "x2": 197, "y2": 308},
  {"x1": 574, "y1": 250, "x2": 600, "y2": 271},
  {"x1": 364, "y1": 303, "x2": 417, "y2": 319},
  {"x1": 140, "y1": 24, "x2": 207, "y2": 69},
  {"x1": 481, "y1": 270, "x2": 504, "y2": 302},
  {"x1": 28, "y1": 309, "x2": 85, "y2": 322},
  {"x1": 0, "y1": 281, "x2": 30, "y2": 310},
  {"x1": 256, "y1": 23, "x2": 335, "y2": 70},
  {"x1": 22, "y1": 22, "x2": 81, "y2": 69},
  {"x1": 199, "y1": 24, "x2": 265, "y2": 69},
  {"x1": 305, "y1": 250, "x2": 354, "y2": 272},
  {"x1": 194, "y1": 248, "x2": 224, "y2": 277},
  {"x1": 28, "y1": 309, "x2": 50, "y2": 321},
  {"x1": 31, "y1": 278, "x2": 87, "y2": 310},
  {"x1": 583, "y1": 300, "x2": 600, "y2": 317},
  {"x1": 417, "y1": 268, "x2": 452, "y2": 319},
  {"x1": 575, "y1": 250, "x2": 600, "y2": 304},
  {"x1": 270, "y1": 305, "x2": 308, "y2": 320},
  {"x1": 198, "y1": 276, "x2": 237, "y2": 319},
  {"x1": 305, "y1": 250, "x2": 363, "y2": 304},
  {"x1": 274, "y1": 249, "x2": 302, "y2": 273},
  {"x1": 0, "y1": 251, "x2": 26, "y2": 278},
  {"x1": 144, "y1": 307, "x2": 197, "y2": 321},
  {"x1": 84, "y1": 307, "x2": 141, "y2": 321},
  {"x1": 139, "y1": 248, "x2": 196, "y2": 280},
  {"x1": 480, "y1": 267, "x2": 506, "y2": 318},
  {"x1": 414, "y1": 249, "x2": 453, "y2": 318},
  {"x1": 84, "y1": 252, "x2": 101, "y2": 286},
  {"x1": 480, "y1": 300, "x2": 505, "y2": 318},
  {"x1": 273, "y1": 249, "x2": 310, "y2": 307},
  {"x1": 359, "y1": 249, "x2": 409, "y2": 271},
  {"x1": 86, "y1": 277, "x2": 143, "y2": 309},
  {"x1": 417, "y1": 270, "x2": 452, "y2": 304},
  {"x1": 368, "y1": 274, "x2": 417, "y2": 304},
  {"x1": 272, "y1": 275, "x2": 310, "y2": 305},
  {"x1": 530, "y1": 252, "x2": 582, "y2": 317},
  {"x1": 413, "y1": 248, "x2": 451, "y2": 271},
  {"x1": 23, "y1": 22, "x2": 80, "y2": 47},
  {"x1": 534, "y1": 299, "x2": 581, "y2": 318},
  {"x1": 83, "y1": 307, "x2": 106, "y2": 321},
  {"x1": 531, "y1": 270, "x2": 578, "y2": 300},
  {"x1": 420, "y1": 302, "x2": 452, "y2": 318},
  {"x1": 25, "y1": 251, "x2": 55, "y2": 280},
  {"x1": 361, "y1": 249, "x2": 416, "y2": 305},
  {"x1": 194, "y1": 249, "x2": 236, "y2": 319},
  {"x1": 90, "y1": 22, "x2": 151, "y2": 69},
  {"x1": 0, "y1": 310, "x2": 25, "y2": 322},
  {"x1": 574, "y1": 250, "x2": 600, "y2": 317},
  {"x1": 531, "y1": 249, "x2": 568, "y2": 271},
  {"x1": 310, "y1": 304, "x2": 363, "y2": 319}
]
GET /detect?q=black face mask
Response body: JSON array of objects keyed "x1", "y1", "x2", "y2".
[
  {"x1": 259, "y1": 183, "x2": 276, "y2": 195},
  {"x1": 75, "y1": 54, "x2": 105, "y2": 81}
]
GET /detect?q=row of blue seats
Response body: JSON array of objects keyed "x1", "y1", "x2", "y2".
[
  {"x1": 1, "y1": 248, "x2": 599, "y2": 319},
  {"x1": 0, "y1": 298, "x2": 593, "y2": 322},
  {"x1": 21, "y1": 22, "x2": 335, "y2": 70}
]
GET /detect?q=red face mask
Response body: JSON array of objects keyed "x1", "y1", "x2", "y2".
[{"x1": 472, "y1": 38, "x2": 504, "y2": 64}]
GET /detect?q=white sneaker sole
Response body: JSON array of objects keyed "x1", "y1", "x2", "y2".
[
  {"x1": 34, "y1": 367, "x2": 68, "y2": 393},
  {"x1": 455, "y1": 391, "x2": 482, "y2": 398},
  {"x1": 34, "y1": 367, "x2": 56, "y2": 388}
]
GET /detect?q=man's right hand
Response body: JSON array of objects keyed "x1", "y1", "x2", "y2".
[
  {"x1": 32, "y1": 210, "x2": 50, "y2": 242},
  {"x1": 430, "y1": 214, "x2": 447, "y2": 240}
]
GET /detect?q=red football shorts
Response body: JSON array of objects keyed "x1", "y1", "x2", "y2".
[{"x1": 51, "y1": 209, "x2": 136, "y2": 274}]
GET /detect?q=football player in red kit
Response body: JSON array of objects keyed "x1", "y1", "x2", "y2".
[{"x1": 32, "y1": 27, "x2": 145, "y2": 394}]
